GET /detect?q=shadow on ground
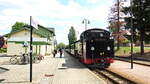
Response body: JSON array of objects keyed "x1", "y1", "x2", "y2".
[
  {"x1": 0, "y1": 79, "x2": 5, "y2": 83},
  {"x1": 1, "y1": 81, "x2": 30, "y2": 83},
  {"x1": 58, "y1": 52, "x2": 87, "y2": 69},
  {"x1": 0, "y1": 67, "x2": 9, "y2": 73}
]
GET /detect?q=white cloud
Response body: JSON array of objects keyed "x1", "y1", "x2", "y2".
[
  {"x1": 84, "y1": 6, "x2": 110, "y2": 20},
  {"x1": 1, "y1": 0, "x2": 84, "y2": 19},
  {"x1": 0, "y1": 0, "x2": 114, "y2": 44},
  {"x1": 87, "y1": 0, "x2": 99, "y2": 4}
]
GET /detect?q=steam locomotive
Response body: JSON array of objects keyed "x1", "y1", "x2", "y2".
[{"x1": 69, "y1": 28, "x2": 114, "y2": 68}]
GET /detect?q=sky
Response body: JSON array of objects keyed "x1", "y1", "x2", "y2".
[{"x1": 0, "y1": 0, "x2": 116, "y2": 44}]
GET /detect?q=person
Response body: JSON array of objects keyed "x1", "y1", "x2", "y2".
[
  {"x1": 53, "y1": 49, "x2": 57, "y2": 58},
  {"x1": 59, "y1": 48, "x2": 63, "y2": 58}
]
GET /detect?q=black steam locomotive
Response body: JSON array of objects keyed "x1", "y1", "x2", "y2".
[{"x1": 70, "y1": 28, "x2": 114, "y2": 68}]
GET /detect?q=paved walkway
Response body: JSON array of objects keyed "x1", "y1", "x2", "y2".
[
  {"x1": 107, "y1": 60, "x2": 150, "y2": 84},
  {"x1": 0, "y1": 52, "x2": 106, "y2": 84}
]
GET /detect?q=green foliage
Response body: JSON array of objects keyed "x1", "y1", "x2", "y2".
[
  {"x1": 33, "y1": 25, "x2": 54, "y2": 39},
  {"x1": 68, "y1": 26, "x2": 77, "y2": 45},
  {"x1": 11, "y1": 23, "x2": 54, "y2": 43},
  {"x1": 65, "y1": 45, "x2": 69, "y2": 49},
  {"x1": 122, "y1": 0, "x2": 150, "y2": 54},
  {"x1": 56, "y1": 42, "x2": 66, "y2": 49},
  {"x1": 122, "y1": 0, "x2": 150, "y2": 36},
  {"x1": 0, "y1": 48, "x2": 7, "y2": 53},
  {"x1": 11, "y1": 22, "x2": 26, "y2": 32}
]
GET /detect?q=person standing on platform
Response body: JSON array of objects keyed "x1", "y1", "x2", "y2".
[
  {"x1": 59, "y1": 48, "x2": 63, "y2": 58},
  {"x1": 53, "y1": 49, "x2": 57, "y2": 58}
]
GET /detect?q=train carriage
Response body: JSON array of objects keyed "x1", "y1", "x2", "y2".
[{"x1": 73, "y1": 28, "x2": 114, "y2": 68}]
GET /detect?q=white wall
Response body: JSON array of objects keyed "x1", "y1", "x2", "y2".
[
  {"x1": 7, "y1": 30, "x2": 54, "y2": 56},
  {"x1": 7, "y1": 43, "x2": 27, "y2": 55},
  {"x1": 8, "y1": 30, "x2": 47, "y2": 42}
]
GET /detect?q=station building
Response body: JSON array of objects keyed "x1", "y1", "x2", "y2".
[{"x1": 5, "y1": 25, "x2": 56, "y2": 56}]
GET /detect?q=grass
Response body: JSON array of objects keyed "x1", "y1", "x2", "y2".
[{"x1": 115, "y1": 46, "x2": 150, "y2": 56}]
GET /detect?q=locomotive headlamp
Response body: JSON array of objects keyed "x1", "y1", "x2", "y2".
[
  {"x1": 100, "y1": 52, "x2": 104, "y2": 55},
  {"x1": 107, "y1": 46, "x2": 111, "y2": 51},
  {"x1": 110, "y1": 37, "x2": 113, "y2": 39},
  {"x1": 100, "y1": 33, "x2": 103, "y2": 37},
  {"x1": 91, "y1": 46, "x2": 95, "y2": 51}
]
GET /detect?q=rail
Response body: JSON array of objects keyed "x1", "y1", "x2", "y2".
[{"x1": 92, "y1": 69, "x2": 136, "y2": 84}]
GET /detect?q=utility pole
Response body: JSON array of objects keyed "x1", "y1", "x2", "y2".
[
  {"x1": 130, "y1": 0, "x2": 134, "y2": 69},
  {"x1": 82, "y1": 19, "x2": 90, "y2": 30},
  {"x1": 140, "y1": 0, "x2": 144, "y2": 55},
  {"x1": 30, "y1": 16, "x2": 33, "y2": 82}
]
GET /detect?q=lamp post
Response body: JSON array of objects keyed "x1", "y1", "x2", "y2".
[{"x1": 82, "y1": 19, "x2": 90, "y2": 30}]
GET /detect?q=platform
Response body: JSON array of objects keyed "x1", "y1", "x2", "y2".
[
  {"x1": 0, "y1": 52, "x2": 106, "y2": 84},
  {"x1": 107, "y1": 60, "x2": 150, "y2": 84}
]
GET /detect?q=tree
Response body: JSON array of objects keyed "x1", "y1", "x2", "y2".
[
  {"x1": 108, "y1": 0, "x2": 126, "y2": 50},
  {"x1": 65, "y1": 45, "x2": 69, "y2": 49},
  {"x1": 122, "y1": 0, "x2": 150, "y2": 54},
  {"x1": 56, "y1": 42, "x2": 66, "y2": 49},
  {"x1": 68, "y1": 26, "x2": 77, "y2": 48},
  {"x1": 11, "y1": 22, "x2": 26, "y2": 32}
]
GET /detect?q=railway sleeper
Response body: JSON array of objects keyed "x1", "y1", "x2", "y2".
[{"x1": 95, "y1": 69, "x2": 136, "y2": 84}]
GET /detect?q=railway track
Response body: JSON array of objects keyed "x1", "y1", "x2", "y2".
[{"x1": 91, "y1": 68, "x2": 136, "y2": 84}]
